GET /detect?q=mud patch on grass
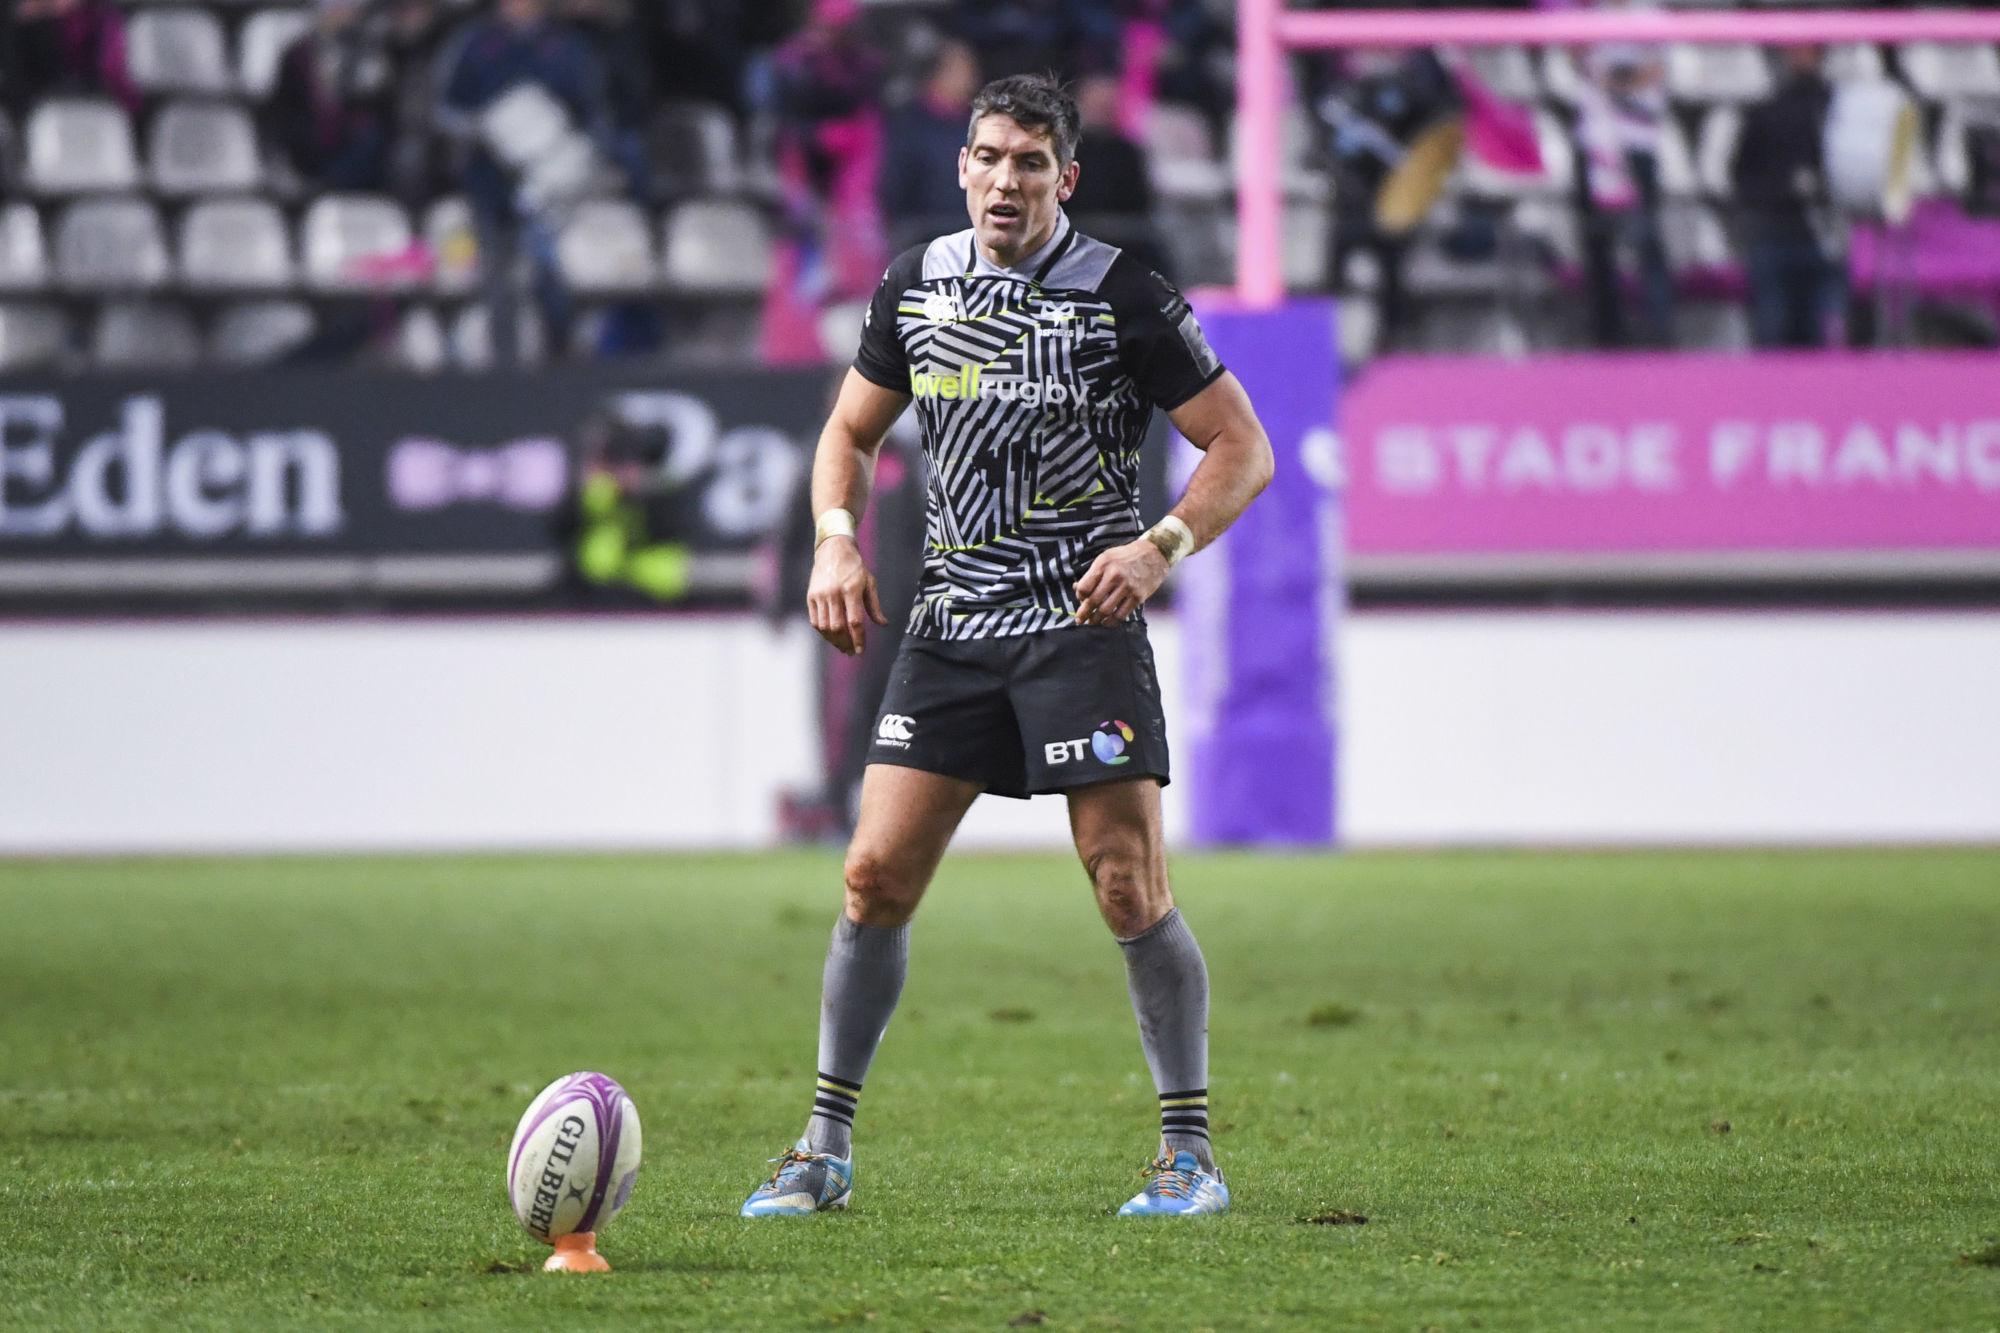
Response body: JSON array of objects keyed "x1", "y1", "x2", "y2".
[{"x1": 1300, "y1": 1210, "x2": 1368, "y2": 1226}]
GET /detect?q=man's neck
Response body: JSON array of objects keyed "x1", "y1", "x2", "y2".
[{"x1": 976, "y1": 212, "x2": 1065, "y2": 273}]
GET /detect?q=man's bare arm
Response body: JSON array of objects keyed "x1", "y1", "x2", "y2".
[
  {"x1": 808, "y1": 369, "x2": 913, "y2": 655},
  {"x1": 1074, "y1": 371, "x2": 1274, "y2": 625}
]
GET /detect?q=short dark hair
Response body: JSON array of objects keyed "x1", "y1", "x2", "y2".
[{"x1": 966, "y1": 74, "x2": 1081, "y2": 166}]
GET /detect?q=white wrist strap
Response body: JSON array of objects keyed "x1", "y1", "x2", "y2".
[
  {"x1": 814, "y1": 508, "x2": 857, "y2": 549},
  {"x1": 1144, "y1": 515, "x2": 1195, "y2": 567}
]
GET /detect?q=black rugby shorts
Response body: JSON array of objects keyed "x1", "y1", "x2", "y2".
[{"x1": 867, "y1": 620, "x2": 1170, "y2": 798}]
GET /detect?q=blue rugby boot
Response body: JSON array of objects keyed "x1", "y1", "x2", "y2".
[
  {"x1": 740, "y1": 1141, "x2": 853, "y2": 1216},
  {"x1": 1117, "y1": 1149, "x2": 1230, "y2": 1216}
]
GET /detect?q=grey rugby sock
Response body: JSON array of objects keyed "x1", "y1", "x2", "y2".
[
  {"x1": 1118, "y1": 908, "x2": 1214, "y2": 1170},
  {"x1": 802, "y1": 914, "x2": 909, "y2": 1158}
]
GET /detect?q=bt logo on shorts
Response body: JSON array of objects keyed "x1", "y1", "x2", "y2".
[
  {"x1": 1045, "y1": 720, "x2": 1135, "y2": 767},
  {"x1": 877, "y1": 714, "x2": 915, "y2": 749}
]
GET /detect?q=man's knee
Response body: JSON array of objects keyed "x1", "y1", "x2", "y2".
[
  {"x1": 843, "y1": 847, "x2": 922, "y2": 926},
  {"x1": 1083, "y1": 842, "x2": 1165, "y2": 936}
]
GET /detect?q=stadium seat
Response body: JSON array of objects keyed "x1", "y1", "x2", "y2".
[
  {"x1": 661, "y1": 200, "x2": 771, "y2": 296},
  {"x1": 1467, "y1": 45, "x2": 1541, "y2": 106},
  {"x1": 0, "y1": 303, "x2": 70, "y2": 371},
  {"x1": 1899, "y1": 44, "x2": 2000, "y2": 102},
  {"x1": 557, "y1": 199, "x2": 657, "y2": 295},
  {"x1": 816, "y1": 300, "x2": 868, "y2": 364},
  {"x1": 1676, "y1": 300, "x2": 1751, "y2": 351},
  {"x1": 422, "y1": 197, "x2": 480, "y2": 295},
  {"x1": 1538, "y1": 47, "x2": 1584, "y2": 108},
  {"x1": 1146, "y1": 102, "x2": 1228, "y2": 203},
  {"x1": 0, "y1": 204, "x2": 50, "y2": 292},
  {"x1": 300, "y1": 194, "x2": 415, "y2": 292},
  {"x1": 54, "y1": 197, "x2": 171, "y2": 291},
  {"x1": 91, "y1": 300, "x2": 202, "y2": 370},
  {"x1": 1694, "y1": 106, "x2": 1743, "y2": 199},
  {"x1": 1413, "y1": 303, "x2": 1529, "y2": 356},
  {"x1": 179, "y1": 198, "x2": 292, "y2": 290},
  {"x1": 449, "y1": 301, "x2": 545, "y2": 370},
  {"x1": 238, "y1": 8, "x2": 314, "y2": 98},
  {"x1": 1665, "y1": 44, "x2": 1774, "y2": 105},
  {"x1": 147, "y1": 100, "x2": 262, "y2": 196},
  {"x1": 1655, "y1": 115, "x2": 1701, "y2": 197},
  {"x1": 395, "y1": 304, "x2": 450, "y2": 374},
  {"x1": 646, "y1": 101, "x2": 742, "y2": 197},
  {"x1": 127, "y1": 8, "x2": 234, "y2": 97},
  {"x1": 1283, "y1": 201, "x2": 1330, "y2": 290},
  {"x1": 1826, "y1": 43, "x2": 1887, "y2": 86},
  {"x1": 1661, "y1": 201, "x2": 1735, "y2": 274},
  {"x1": 480, "y1": 81, "x2": 572, "y2": 172},
  {"x1": 23, "y1": 98, "x2": 140, "y2": 194},
  {"x1": 1510, "y1": 197, "x2": 1581, "y2": 268},
  {"x1": 1404, "y1": 235, "x2": 1509, "y2": 299},
  {"x1": 210, "y1": 299, "x2": 316, "y2": 365}
]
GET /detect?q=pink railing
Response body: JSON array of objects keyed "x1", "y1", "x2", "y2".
[{"x1": 1234, "y1": 4, "x2": 2000, "y2": 307}]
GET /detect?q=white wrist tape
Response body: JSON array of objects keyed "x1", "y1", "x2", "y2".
[
  {"x1": 814, "y1": 508, "x2": 857, "y2": 549},
  {"x1": 1144, "y1": 515, "x2": 1195, "y2": 567}
]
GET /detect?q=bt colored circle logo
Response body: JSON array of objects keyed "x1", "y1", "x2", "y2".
[{"x1": 1092, "y1": 719, "x2": 1135, "y2": 765}]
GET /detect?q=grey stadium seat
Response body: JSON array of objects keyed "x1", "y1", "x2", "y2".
[
  {"x1": 300, "y1": 194, "x2": 415, "y2": 292},
  {"x1": 55, "y1": 197, "x2": 171, "y2": 292},
  {"x1": 1694, "y1": 106, "x2": 1743, "y2": 200},
  {"x1": 1661, "y1": 202, "x2": 1735, "y2": 274},
  {"x1": 1826, "y1": 44, "x2": 1887, "y2": 86},
  {"x1": 0, "y1": 304, "x2": 70, "y2": 371},
  {"x1": 1899, "y1": 43, "x2": 2000, "y2": 102},
  {"x1": 1666, "y1": 44, "x2": 1773, "y2": 105},
  {"x1": 179, "y1": 198, "x2": 293, "y2": 290},
  {"x1": 1145, "y1": 102, "x2": 1227, "y2": 203},
  {"x1": 210, "y1": 300, "x2": 317, "y2": 366},
  {"x1": 557, "y1": 199, "x2": 657, "y2": 295},
  {"x1": 421, "y1": 196, "x2": 479, "y2": 295},
  {"x1": 92, "y1": 300, "x2": 202, "y2": 371},
  {"x1": 1467, "y1": 45, "x2": 1541, "y2": 105},
  {"x1": 239, "y1": 8, "x2": 314, "y2": 98},
  {"x1": 127, "y1": 8, "x2": 233, "y2": 97},
  {"x1": 23, "y1": 98, "x2": 139, "y2": 194},
  {"x1": 449, "y1": 301, "x2": 545, "y2": 370},
  {"x1": 148, "y1": 100, "x2": 262, "y2": 196},
  {"x1": 661, "y1": 201, "x2": 771, "y2": 296},
  {"x1": 0, "y1": 204, "x2": 50, "y2": 292},
  {"x1": 1676, "y1": 301, "x2": 1751, "y2": 352}
]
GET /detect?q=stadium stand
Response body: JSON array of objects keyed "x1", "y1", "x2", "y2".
[
  {"x1": 92, "y1": 299, "x2": 203, "y2": 370},
  {"x1": 208, "y1": 299, "x2": 317, "y2": 365},
  {"x1": 0, "y1": 2, "x2": 1991, "y2": 367}
]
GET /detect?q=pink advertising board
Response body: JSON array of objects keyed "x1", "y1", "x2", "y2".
[{"x1": 1342, "y1": 353, "x2": 2000, "y2": 577}]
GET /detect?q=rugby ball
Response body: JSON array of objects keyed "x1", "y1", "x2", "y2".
[{"x1": 507, "y1": 1072, "x2": 642, "y2": 1243}]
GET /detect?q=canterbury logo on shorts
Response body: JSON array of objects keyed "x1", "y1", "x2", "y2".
[{"x1": 876, "y1": 714, "x2": 915, "y2": 747}]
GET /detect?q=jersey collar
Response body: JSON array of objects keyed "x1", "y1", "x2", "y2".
[{"x1": 965, "y1": 210, "x2": 1076, "y2": 288}]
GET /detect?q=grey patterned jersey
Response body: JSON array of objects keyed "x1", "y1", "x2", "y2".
[{"x1": 853, "y1": 214, "x2": 1225, "y2": 640}]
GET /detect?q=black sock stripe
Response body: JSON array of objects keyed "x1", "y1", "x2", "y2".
[
  {"x1": 817, "y1": 1071, "x2": 863, "y2": 1094},
  {"x1": 1159, "y1": 1088, "x2": 1208, "y2": 1101},
  {"x1": 812, "y1": 1098, "x2": 856, "y2": 1120}
]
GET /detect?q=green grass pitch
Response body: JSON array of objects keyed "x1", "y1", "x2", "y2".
[{"x1": 2, "y1": 848, "x2": 1997, "y2": 1330}]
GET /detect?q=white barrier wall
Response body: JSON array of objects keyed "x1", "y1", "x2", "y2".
[{"x1": 1, "y1": 611, "x2": 1996, "y2": 853}]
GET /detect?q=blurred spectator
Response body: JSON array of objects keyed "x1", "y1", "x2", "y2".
[
  {"x1": 1153, "y1": 0, "x2": 1233, "y2": 134},
  {"x1": 645, "y1": 1, "x2": 789, "y2": 118},
  {"x1": 436, "y1": 0, "x2": 616, "y2": 364},
  {"x1": 880, "y1": 40, "x2": 980, "y2": 252},
  {"x1": 757, "y1": 0, "x2": 887, "y2": 363},
  {"x1": 562, "y1": 0, "x2": 656, "y2": 202},
  {"x1": 381, "y1": 0, "x2": 452, "y2": 203},
  {"x1": 948, "y1": 0, "x2": 1123, "y2": 84},
  {"x1": 263, "y1": 0, "x2": 392, "y2": 193},
  {"x1": 1067, "y1": 73, "x2": 1168, "y2": 274},
  {"x1": 1304, "y1": 48, "x2": 1460, "y2": 351},
  {"x1": 1731, "y1": 45, "x2": 1839, "y2": 349},
  {"x1": 1574, "y1": 31, "x2": 1674, "y2": 347},
  {"x1": 1, "y1": 0, "x2": 139, "y2": 119}
]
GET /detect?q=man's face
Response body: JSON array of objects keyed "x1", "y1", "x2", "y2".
[{"x1": 959, "y1": 113, "x2": 1079, "y2": 264}]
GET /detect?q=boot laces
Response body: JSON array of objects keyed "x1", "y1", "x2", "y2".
[{"x1": 1140, "y1": 1155, "x2": 1198, "y2": 1200}]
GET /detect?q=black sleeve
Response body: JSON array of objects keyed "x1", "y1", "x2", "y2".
[
  {"x1": 1106, "y1": 254, "x2": 1226, "y2": 412},
  {"x1": 851, "y1": 245, "x2": 926, "y2": 393}
]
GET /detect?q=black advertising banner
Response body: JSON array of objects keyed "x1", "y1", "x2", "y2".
[{"x1": 0, "y1": 367, "x2": 837, "y2": 611}]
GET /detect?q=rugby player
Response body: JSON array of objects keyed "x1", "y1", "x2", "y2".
[{"x1": 743, "y1": 74, "x2": 1274, "y2": 1218}]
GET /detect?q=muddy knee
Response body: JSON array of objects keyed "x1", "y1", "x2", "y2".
[
  {"x1": 843, "y1": 848, "x2": 924, "y2": 927},
  {"x1": 1084, "y1": 846, "x2": 1168, "y2": 937}
]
